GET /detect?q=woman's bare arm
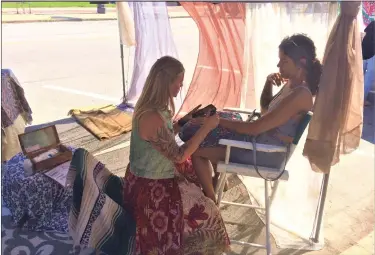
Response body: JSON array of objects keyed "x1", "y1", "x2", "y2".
[
  {"x1": 172, "y1": 121, "x2": 181, "y2": 134},
  {"x1": 260, "y1": 80, "x2": 274, "y2": 113},
  {"x1": 138, "y1": 111, "x2": 213, "y2": 163},
  {"x1": 261, "y1": 73, "x2": 286, "y2": 114}
]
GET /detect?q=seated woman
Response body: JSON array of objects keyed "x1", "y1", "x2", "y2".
[
  {"x1": 182, "y1": 34, "x2": 323, "y2": 198},
  {"x1": 122, "y1": 56, "x2": 230, "y2": 254}
]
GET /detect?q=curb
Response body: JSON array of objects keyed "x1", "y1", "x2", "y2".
[
  {"x1": 2, "y1": 14, "x2": 190, "y2": 24},
  {"x1": 2, "y1": 18, "x2": 117, "y2": 24}
]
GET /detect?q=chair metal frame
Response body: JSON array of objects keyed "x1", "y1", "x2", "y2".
[{"x1": 215, "y1": 108, "x2": 313, "y2": 255}]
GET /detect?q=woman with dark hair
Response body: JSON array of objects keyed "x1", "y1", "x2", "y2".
[{"x1": 181, "y1": 34, "x2": 323, "y2": 201}]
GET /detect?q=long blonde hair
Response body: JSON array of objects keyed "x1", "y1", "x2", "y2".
[{"x1": 134, "y1": 56, "x2": 184, "y2": 121}]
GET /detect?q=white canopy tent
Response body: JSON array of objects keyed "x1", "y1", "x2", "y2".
[{"x1": 114, "y1": 1, "x2": 365, "y2": 250}]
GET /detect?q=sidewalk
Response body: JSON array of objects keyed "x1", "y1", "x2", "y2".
[
  {"x1": 1, "y1": 7, "x2": 117, "y2": 15},
  {"x1": 1, "y1": 6, "x2": 189, "y2": 23},
  {"x1": 2, "y1": 13, "x2": 118, "y2": 23},
  {"x1": 339, "y1": 231, "x2": 374, "y2": 255}
]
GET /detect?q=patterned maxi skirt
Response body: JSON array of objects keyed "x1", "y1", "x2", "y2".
[{"x1": 123, "y1": 159, "x2": 230, "y2": 255}]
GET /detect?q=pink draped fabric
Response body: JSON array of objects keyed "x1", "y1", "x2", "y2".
[
  {"x1": 176, "y1": 2, "x2": 253, "y2": 117},
  {"x1": 362, "y1": 1, "x2": 375, "y2": 26},
  {"x1": 303, "y1": 2, "x2": 364, "y2": 174}
]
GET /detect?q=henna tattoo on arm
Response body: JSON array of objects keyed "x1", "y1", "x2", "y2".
[{"x1": 148, "y1": 124, "x2": 188, "y2": 163}]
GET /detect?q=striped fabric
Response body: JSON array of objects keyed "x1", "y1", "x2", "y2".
[{"x1": 67, "y1": 148, "x2": 136, "y2": 255}]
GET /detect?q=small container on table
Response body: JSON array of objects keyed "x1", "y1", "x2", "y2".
[{"x1": 18, "y1": 125, "x2": 72, "y2": 174}]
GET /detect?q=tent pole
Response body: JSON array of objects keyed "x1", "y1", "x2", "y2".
[
  {"x1": 312, "y1": 173, "x2": 330, "y2": 243},
  {"x1": 120, "y1": 43, "x2": 127, "y2": 102}
]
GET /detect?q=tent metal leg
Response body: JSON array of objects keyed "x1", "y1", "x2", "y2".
[
  {"x1": 312, "y1": 173, "x2": 330, "y2": 243},
  {"x1": 120, "y1": 43, "x2": 127, "y2": 102}
]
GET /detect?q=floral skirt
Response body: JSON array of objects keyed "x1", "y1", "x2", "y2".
[{"x1": 123, "y1": 159, "x2": 230, "y2": 255}]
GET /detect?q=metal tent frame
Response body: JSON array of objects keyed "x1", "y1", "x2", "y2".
[{"x1": 115, "y1": 2, "x2": 344, "y2": 247}]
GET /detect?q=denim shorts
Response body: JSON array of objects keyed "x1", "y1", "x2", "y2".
[{"x1": 229, "y1": 147, "x2": 286, "y2": 169}]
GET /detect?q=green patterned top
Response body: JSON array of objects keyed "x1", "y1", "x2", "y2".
[{"x1": 129, "y1": 110, "x2": 175, "y2": 179}]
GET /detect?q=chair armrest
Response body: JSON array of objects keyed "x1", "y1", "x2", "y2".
[
  {"x1": 219, "y1": 139, "x2": 287, "y2": 153},
  {"x1": 223, "y1": 107, "x2": 258, "y2": 115}
]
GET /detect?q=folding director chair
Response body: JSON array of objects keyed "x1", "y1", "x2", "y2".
[{"x1": 215, "y1": 108, "x2": 313, "y2": 255}]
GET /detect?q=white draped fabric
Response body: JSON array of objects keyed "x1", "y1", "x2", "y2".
[
  {"x1": 126, "y1": 2, "x2": 179, "y2": 106},
  {"x1": 116, "y1": 2, "x2": 136, "y2": 47},
  {"x1": 241, "y1": 2, "x2": 339, "y2": 249},
  {"x1": 245, "y1": 3, "x2": 338, "y2": 108}
]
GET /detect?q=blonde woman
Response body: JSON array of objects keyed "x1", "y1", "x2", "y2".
[{"x1": 123, "y1": 56, "x2": 230, "y2": 255}]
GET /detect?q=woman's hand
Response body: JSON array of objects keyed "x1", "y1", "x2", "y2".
[
  {"x1": 189, "y1": 116, "x2": 205, "y2": 125},
  {"x1": 190, "y1": 114, "x2": 219, "y2": 130},
  {"x1": 267, "y1": 73, "x2": 286, "y2": 87},
  {"x1": 180, "y1": 110, "x2": 197, "y2": 123},
  {"x1": 190, "y1": 113, "x2": 219, "y2": 128},
  {"x1": 178, "y1": 105, "x2": 202, "y2": 126},
  {"x1": 202, "y1": 113, "x2": 220, "y2": 130}
]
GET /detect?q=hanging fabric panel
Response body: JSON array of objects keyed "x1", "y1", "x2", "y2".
[
  {"x1": 303, "y1": 2, "x2": 364, "y2": 173},
  {"x1": 176, "y1": 2, "x2": 251, "y2": 117},
  {"x1": 127, "y1": 2, "x2": 179, "y2": 105},
  {"x1": 116, "y1": 2, "x2": 136, "y2": 47}
]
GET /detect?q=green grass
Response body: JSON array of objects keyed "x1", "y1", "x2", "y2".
[{"x1": 2, "y1": 2, "x2": 115, "y2": 8}]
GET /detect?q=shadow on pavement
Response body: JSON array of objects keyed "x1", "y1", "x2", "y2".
[
  {"x1": 50, "y1": 16, "x2": 83, "y2": 22},
  {"x1": 25, "y1": 117, "x2": 75, "y2": 132}
]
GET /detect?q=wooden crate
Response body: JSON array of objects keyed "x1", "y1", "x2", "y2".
[{"x1": 18, "y1": 125, "x2": 72, "y2": 174}]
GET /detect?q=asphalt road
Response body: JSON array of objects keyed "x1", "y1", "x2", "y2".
[{"x1": 2, "y1": 20, "x2": 199, "y2": 125}]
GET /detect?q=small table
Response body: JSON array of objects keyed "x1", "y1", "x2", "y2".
[
  {"x1": 2, "y1": 152, "x2": 73, "y2": 233},
  {"x1": 1, "y1": 69, "x2": 33, "y2": 161}
]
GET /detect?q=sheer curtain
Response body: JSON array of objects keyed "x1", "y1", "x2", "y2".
[
  {"x1": 240, "y1": 2, "x2": 339, "y2": 249},
  {"x1": 126, "y1": 2, "x2": 179, "y2": 106},
  {"x1": 116, "y1": 2, "x2": 136, "y2": 47},
  {"x1": 246, "y1": 3, "x2": 338, "y2": 108},
  {"x1": 176, "y1": 2, "x2": 253, "y2": 118},
  {"x1": 303, "y1": 1, "x2": 364, "y2": 174}
]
